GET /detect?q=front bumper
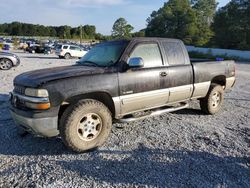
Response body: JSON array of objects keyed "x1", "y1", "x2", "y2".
[{"x1": 10, "y1": 110, "x2": 59, "y2": 137}]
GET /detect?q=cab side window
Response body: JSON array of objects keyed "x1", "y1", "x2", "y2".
[
  {"x1": 129, "y1": 43, "x2": 163, "y2": 68},
  {"x1": 162, "y1": 42, "x2": 186, "y2": 65}
]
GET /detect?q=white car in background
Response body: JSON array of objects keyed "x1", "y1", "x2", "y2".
[{"x1": 56, "y1": 45, "x2": 87, "y2": 59}]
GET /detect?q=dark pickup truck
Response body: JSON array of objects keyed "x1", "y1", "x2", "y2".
[{"x1": 10, "y1": 38, "x2": 236, "y2": 152}]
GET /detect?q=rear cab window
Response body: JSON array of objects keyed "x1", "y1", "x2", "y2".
[{"x1": 162, "y1": 41, "x2": 187, "y2": 66}]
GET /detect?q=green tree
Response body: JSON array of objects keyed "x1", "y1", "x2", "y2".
[
  {"x1": 145, "y1": 0, "x2": 199, "y2": 45},
  {"x1": 0, "y1": 22, "x2": 99, "y2": 40},
  {"x1": 49, "y1": 27, "x2": 57, "y2": 37},
  {"x1": 132, "y1": 29, "x2": 145, "y2": 37},
  {"x1": 213, "y1": 0, "x2": 250, "y2": 50},
  {"x1": 111, "y1": 18, "x2": 134, "y2": 39},
  {"x1": 57, "y1": 26, "x2": 71, "y2": 39},
  {"x1": 191, "y1": 0, "x2": 217, "y2": 46},
  {"x1": 83, "y1": 25, "x2": 96, "y2": 39}
]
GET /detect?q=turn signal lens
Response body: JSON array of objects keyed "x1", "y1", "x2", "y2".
[
  {"x1": 36, "y1": 103, "x2": 51, "y2": 110},
  {"x1": 25, "y1": 102, "x2": 51, "y2": 110}
]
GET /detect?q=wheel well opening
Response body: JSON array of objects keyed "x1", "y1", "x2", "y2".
[
  {"x1": 211, "y1": 75, "x2": 226, "y2": 86},
  {"x1": 0, "y1": 58, "x2": 13, "y2": 64},
  {"x1": 58, "y1": 92, "x2": 115, "y2": 123}
]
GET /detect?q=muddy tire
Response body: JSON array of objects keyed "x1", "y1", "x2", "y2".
[
  {"x1": 200, "y1": 84, "x2": 224, "y2": 115},
  {"x1": 59, "y1": 99, "x2": 112, "y2": 152}
]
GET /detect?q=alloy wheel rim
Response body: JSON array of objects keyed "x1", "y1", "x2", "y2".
[
  {"x1": 211, "y1": 91, "x2": 221, "y2": 108},
  {"x1": 0, "y1": 60, "x2": 12, "y2": 70},
  {"x1": 77, "y1": 113, "x2": 102, "y2": 141}
]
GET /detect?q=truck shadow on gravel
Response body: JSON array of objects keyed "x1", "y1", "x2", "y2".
[
  {"x1": 56, "y1": 144, "x2": 249, "y2": 187},
  {"x1": 170, "y1": 108, "x2": 205, "y2": 115}
]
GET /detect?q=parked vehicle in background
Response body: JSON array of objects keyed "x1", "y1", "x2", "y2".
[
  {"x1": 55, "y1": 44, "x2": 87, "y2": 59},
  {"x1": 0, "y1": 52, "x2": 20, "y2": 70},
  {"x1": 2, "y1": 44, "x2": 10, "y2": 51},
  {"x1": 10, "y1": 38, "x2": 236, "y2": 152},
  {"x1": 26, "y1": 45, "x2": 39, "y2": 53},
  {"x1": 80, "y1": 45, "x2": 92, "y2": 51},
  {"x1": 44, "y1": 46, "x2": 53, "y2": 54}
]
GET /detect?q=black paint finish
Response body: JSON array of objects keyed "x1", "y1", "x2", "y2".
[
  {"x1": 11, "y1": 37, "x2": 235, "y2": 118},
  {"x1": 192, "y1": 60, "x2": 235, "y2": 83}
]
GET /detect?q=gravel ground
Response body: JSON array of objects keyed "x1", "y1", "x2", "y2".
[{"x1": 0, "y1": 52, "x2": 249, "y2": 188}]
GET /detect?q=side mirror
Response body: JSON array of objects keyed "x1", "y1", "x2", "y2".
[{"x1": 128, "y1": 57, "x2": 144, "y2": 68}]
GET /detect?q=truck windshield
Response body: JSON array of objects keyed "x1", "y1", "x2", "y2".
[{"x1": 77, "y1": 41, "x2": 128, "y2": 67}]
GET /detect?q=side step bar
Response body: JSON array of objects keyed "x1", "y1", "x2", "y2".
[{"x1": 117, "y1": 103, "x2": 189, "y2": 123}]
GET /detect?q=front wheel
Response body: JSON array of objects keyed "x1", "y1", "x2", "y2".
[
  {"x1": 200, "y1": 84, "x2": 224, "y2": 114},
  {"x1": 59, "y1": 99, "x2": 112, "y2": 152}
]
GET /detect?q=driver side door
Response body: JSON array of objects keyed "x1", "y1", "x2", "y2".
[{"x1": 118, "y1": 42, "x2": 170, "y2": 116}]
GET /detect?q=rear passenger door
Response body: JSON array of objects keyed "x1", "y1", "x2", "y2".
[
  {"x1": 118, "y1": 42, "x2": 170, "y2": 115},
  {"x1": 63, "y1": 45, "x2": 69, "y2": 55},
  {"x1": 160, "y1": 40, "x2": 193, "y2": 103}
]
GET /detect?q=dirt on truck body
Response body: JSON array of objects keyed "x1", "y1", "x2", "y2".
[{"x1": 10, "y1": 37, "x2": 235, "y2": 152}]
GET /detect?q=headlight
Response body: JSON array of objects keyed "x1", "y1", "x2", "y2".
[{"x1": 25, "y1": 88, "x2": 49, "y2": 97}]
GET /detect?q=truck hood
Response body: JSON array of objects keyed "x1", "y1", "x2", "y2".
[{"x1": 14, "y1": 65, "x2": 108, "y2": 87}]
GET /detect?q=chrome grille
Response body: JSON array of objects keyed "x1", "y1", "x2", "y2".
[{"x1": 14, "y1": 85, "x2": 26, "y2": 95}]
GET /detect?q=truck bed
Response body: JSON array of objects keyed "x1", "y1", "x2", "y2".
[{"x1": 191, "y1": 60, "x2": 235, "y2": 84}]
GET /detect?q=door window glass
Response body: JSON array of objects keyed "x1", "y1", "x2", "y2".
[
  {"x1": 70, "y1": 46, "x2": 77, "y2": 50},
  {"x1": 130, "y1": 43, "x2": 163, "y2": 67}
]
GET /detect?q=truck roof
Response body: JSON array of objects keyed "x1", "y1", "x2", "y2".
[
  {"x1": 131, "y1": 37, "x2": 183, "y2": 43},
  {"x1": 103, "y1": 37, "x2": 183, "y2": 45}
]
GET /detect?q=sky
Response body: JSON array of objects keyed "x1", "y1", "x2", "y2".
[{"x1": 0, "y1": 0, "x2": 231, "y2": 35}]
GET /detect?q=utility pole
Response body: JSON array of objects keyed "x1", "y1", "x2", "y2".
[{"x1": 80, "y1": 25, "x2": 83, "y2": 44}]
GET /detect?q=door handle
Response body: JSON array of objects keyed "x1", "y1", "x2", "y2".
[{"x1": 160, "y1": 72, "x2": 168, "y2": 77}]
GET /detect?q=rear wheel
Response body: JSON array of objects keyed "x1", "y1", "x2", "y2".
[
  {"x1": 64, "y1": 53, "x2": 71, "y2": 59},
  {"x1": 0, "y1": 58, "x2": 13, "y2": 70},
  {"x1": 200, "y1": 84, "x2": 224, "y2": 114},
  {"x1": 59, "y1": 99, "x2": 112, "y2": 152}
]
